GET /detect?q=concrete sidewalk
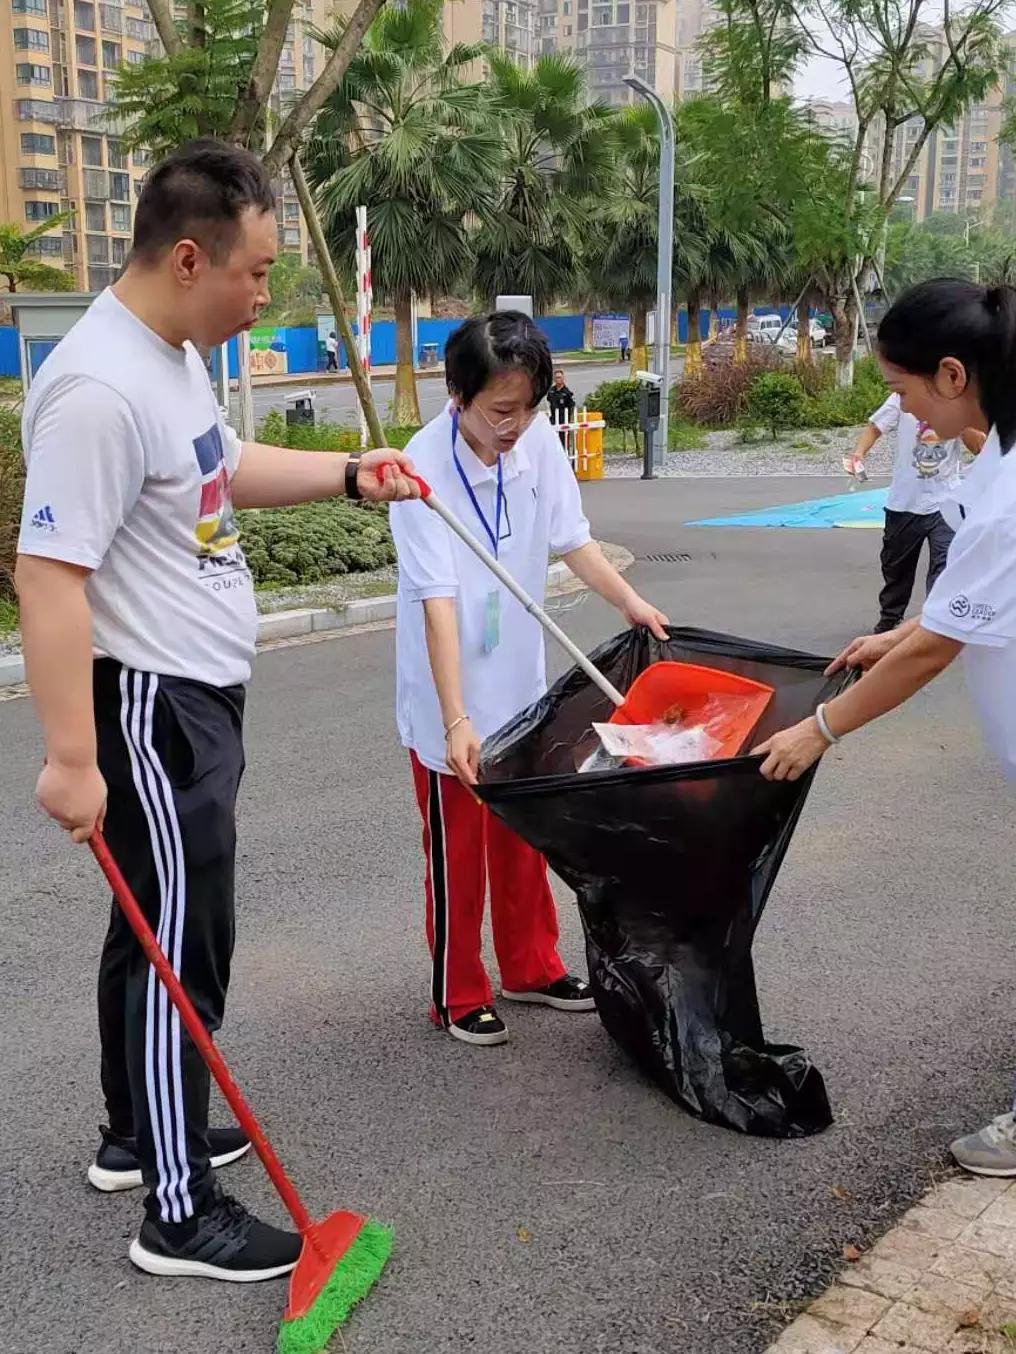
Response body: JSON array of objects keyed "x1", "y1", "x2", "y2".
[
  {"x1": 250, "y1": 352, "x2": 618, "y2": 389},
  {"x1": 769, "y1": 1175, "x2": 1016, "y2": 1353}
]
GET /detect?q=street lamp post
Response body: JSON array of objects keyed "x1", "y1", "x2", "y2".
[{"x1": 624, "y1": 72, "x2": 674, "y2": 473}]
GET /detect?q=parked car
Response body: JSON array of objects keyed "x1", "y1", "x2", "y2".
[
  {"x1": 748, "y1": 313, "x2": 828, "y2": 350},
  {"x1": 746, "y1": 313, "x2": 786, "y2": 345}
]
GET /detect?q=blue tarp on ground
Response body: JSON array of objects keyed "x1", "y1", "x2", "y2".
[{"x1": 690, "y1": 487, "x2": 888, "y2": 529}]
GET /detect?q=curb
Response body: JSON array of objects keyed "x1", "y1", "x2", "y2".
[
  {"x1": 0, "y1": 654, "x2": 24, "y2": 687},
  {"x1": 252, "y1": 559, "x2": 574, "y2": 647},
  {"x1": 0, "y1": 562, "x2": 577, "y2": 689}
]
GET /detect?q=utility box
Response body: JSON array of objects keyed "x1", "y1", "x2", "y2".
[
  {"x1": 638, "y1": 382, "x2": 661, "y2": 432},
  {"x1": 285, "y1": 390, "x2": 316, "y2": 427},
  {"x1": 495, "y1": 294, "x2": 533, "y2": 317},
  {"x1": 8, "y1": 292, "x2": 96, "y2": 394}
]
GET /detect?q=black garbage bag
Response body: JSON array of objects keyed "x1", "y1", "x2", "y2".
[{"x1": 477, "y1": 626, "x2": 846, "y2": 1138}]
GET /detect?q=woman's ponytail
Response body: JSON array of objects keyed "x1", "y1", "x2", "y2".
[
  {"x1": 878, "y1": 278, "x2": 1016, "y2": 454},
  {"x1": 980, "y1": 285, "x2": 1016, "y2": 453}
]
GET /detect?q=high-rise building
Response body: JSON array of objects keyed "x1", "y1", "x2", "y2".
[
  {"x1": 483, "y1": 0, "x2": 535, "y2": 65},
  {"x1": 0, "y1": 0, "x2": 343, "y2": 285},
  {"x1": 862, "y1": 28, "x2": 1015, "y2": 221},
  {"x1": 550, "y1": 0, "x2": 678, "y2": 106},
  {"x1": 0, "y1": 0, "x2": 155, "y2": 289}
]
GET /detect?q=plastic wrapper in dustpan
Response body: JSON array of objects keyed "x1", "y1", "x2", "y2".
[{"x1": 477, "y1": 626, "x2": 845, "y2": 1139}]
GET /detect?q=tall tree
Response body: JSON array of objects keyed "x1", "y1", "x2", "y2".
[
  {"x1": 0, "y1": 218, "x2": 75, "y2": 294},
  {"x1": 784, "y1": 0, "x2": 1007, "y2": 382},
  {"x1": 109, "y1": 0, "x2": 262, "y2": 157},
  {"x1": 303, "y1": 0, "x2": 497, "y2": 425},
  {"x1": 134, "y1": 0, "x2": 389, "y2": 175},
  {"x1": 582, "y1": 104, "x2": 708, "y2": 374},
  {"x1": 472, "y1": 53, "x2": 614, "y2": 313}
]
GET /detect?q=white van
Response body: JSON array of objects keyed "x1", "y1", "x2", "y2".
[{"x1": 746, "y1": 314, "x2": 785, "y2": 344}]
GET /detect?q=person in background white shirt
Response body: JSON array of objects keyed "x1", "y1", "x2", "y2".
[
  {"x1": 846, "y1": 395, "x2": 974, "y2": 632},
  {"x1": 325, "y1": 329, "x2": 339, "y2": 372},
  {"x1": 15, "y1": 138, "x2": 418, "y2": 1285},
  {"x1": 390, "y1": 312, "x2": 668, "y2": 1048},
  {"x1": 753, "y1": 277, "x2": 1016, "y2": 1179}
]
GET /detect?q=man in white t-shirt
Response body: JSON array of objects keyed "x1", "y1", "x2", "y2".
[
  {"x1": 390, "y1": 312, "x2": 668, "y2": 1049},
  {"x1": 325, "y1": 329, "x2": 339, "y2": 372},
  {"x1": 16, "y1": 138, "x2": 417, "y2": 1285},
  {"x1": 847, "y1": 393, "x2": 966, "y2": 633}
]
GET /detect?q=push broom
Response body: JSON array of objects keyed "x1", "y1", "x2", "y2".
[{"x1": 89, "y1": 830, "x2": 391, "y2": 1354}]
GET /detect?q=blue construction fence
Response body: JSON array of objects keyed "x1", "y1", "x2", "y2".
[
  {"x1": 210, "y1": 314, "x2": 588, "y2": 380},
  {"x1": 0, "y1": 306, "x2": 800, "y2": 381}
]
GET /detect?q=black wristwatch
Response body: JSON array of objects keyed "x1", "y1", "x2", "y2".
[{"x1": 345, "y1": 455, "x2": 362, "y2": 500}]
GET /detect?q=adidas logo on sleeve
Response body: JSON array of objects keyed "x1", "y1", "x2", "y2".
[{"x1": 30, "y1": 504, "x2": 57, "y2": 533}]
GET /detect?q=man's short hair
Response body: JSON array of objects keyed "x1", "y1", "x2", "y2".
[
  {"x1": 132, "y1": 137, "x2": 276, "y2": 265},
  {"x1": 445, "y1": 311, "x2": 553, "y2": 408}
]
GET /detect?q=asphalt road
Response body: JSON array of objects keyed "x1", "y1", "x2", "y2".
[
  {"x1": 2, "y1": 476, "x2": 1014, "y2": 1354},
  {"x1": 251, "y1": 358, "x2": 650, "y2": 426}
]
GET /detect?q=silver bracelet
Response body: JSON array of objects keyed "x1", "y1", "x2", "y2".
[
  {"x1": 814, "y1": 703, "x2": 841, "y2": 746},
  {"x1": 445, "y1": 715, "x2": 470, "y2": 739}
]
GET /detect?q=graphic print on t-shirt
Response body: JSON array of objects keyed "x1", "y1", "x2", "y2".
[
  {"x1": 912, "y1": 428, "x2": 953, "y2": 480},
  {"x1": 191, "y1": 425, "x2": 248, "y2": 586}
]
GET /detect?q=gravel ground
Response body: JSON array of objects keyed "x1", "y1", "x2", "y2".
[{"x1": 605, "y1": 424, "x2": 895, "y2": 478}]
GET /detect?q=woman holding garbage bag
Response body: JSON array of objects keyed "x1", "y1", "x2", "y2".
[
  {"x1": 389, "y1": 311, "x2": 669, "y2": 1047},
  {"x1": 754, "y1": 276, "x2": 1016, "y2": 1177}
]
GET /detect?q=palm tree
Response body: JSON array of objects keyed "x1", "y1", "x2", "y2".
[
  {"x1": 580, "y1": 104, "x2": 660, "y2": 373},
  {"x1": 0, "y1": 218, "x2": 75, "y2": 294},
  {"x1": 472, "y1": 52, "x2": 614, "y2": 314},
  {"x1": 303, "y1": 0, "x2": 498, "y2": 425}
]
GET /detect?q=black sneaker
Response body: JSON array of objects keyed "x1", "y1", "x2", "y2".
[
  {"x1": 88, "y1": 1124, "x2": 251, "y2": 1193},
  {"x1": 129, "y1": 1185, "x2": 300, "y2": 1282},
  {"x1": 502, "y1": 974, "x2": 595, "y2": 1011},
  {"x1": 448, "y1": 1006, "x2": 509, "y2": 1046}
]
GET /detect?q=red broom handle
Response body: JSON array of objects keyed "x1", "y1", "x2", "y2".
[{"x1": 89, "y1": 830, "x2": 313, "y2": 1235}]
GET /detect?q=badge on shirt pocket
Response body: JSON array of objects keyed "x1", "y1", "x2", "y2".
[{"x1": 482, "y1": 589, "x2": 501, "y2": 654}]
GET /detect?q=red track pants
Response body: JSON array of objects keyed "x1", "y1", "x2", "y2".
[{"x1": 410, "y1": 752, "x2": 567, "y2": 1026}]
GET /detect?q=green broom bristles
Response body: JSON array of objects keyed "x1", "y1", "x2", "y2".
[{"x1": 276, "y1": 1221, "x2": 394, "y2": 1354}]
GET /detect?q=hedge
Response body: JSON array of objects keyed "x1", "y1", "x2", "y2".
[{"x1": 239, "y1": 499, "x2": 395, "y2": 586}]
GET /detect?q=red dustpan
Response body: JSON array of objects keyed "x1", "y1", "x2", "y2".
[
  {"x1": 608, "y1": 661, "x2": 774, "y2": 760},
  {"x1": 407, "y1": 470, "x2": 772, "y2": 759}
]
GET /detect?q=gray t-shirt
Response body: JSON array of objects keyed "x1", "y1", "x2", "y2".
[
  {"x1": 869, "y1": 392, "x2": 964, "y2": 515},
  {"x1": 18, "y1": 289, "x2": 257, "y2": 686}
]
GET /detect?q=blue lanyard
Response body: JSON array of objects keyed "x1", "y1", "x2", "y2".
[{"x1": 451, "y1": 410, "x2": 503, "y2": 558}]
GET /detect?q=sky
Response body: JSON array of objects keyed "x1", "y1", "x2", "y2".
[{"x1": 795, "y1": 54, "x2": 851, "y2": 101}]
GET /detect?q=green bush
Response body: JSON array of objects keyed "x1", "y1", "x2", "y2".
[
  {"x1": 746, "y1": 372, "x2": 809, "y2": 437},
  {"x1": 677, "y1": 347, "x2": 784, "y2": 426},
  {"x1": 256, "y1": 411, "x2": 418, "y2": 452},
  {"x1": 805, "y1": 357, "x2": 889, "y2": 429},
  {"x1": 0, "y1": 404, "x2": 24, "y2": 603},
  {"x1": 588, "y1": 379, "x2": 639, "y2": 451},
  {"x1": 237, "y1": 500, "x2": 395, "y2": 586}
]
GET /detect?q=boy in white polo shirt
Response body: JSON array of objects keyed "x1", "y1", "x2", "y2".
[
  {"x1": 847, "y1": 394, "x2": 965, "y2": 633},
  {"x1": 390, "y1": 312, "x2": 668, "y2": 1047}
]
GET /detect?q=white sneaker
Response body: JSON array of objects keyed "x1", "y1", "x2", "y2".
[{"x1": 950, "y1": 1112, "x2": 1016, "y2": 1177}]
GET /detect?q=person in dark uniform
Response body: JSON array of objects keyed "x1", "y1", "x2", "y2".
[{"x1": 546, "y1": 369, "x2": 575, "y2": 447}]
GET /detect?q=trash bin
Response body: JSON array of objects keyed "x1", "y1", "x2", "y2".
[
  {"x1": 420, "y1": 342, "x2": 440, "y2": 369},
  {"x1": 477, "y1": 625, "x2": 844, "y2": 1138},
  {"x1": 575, "y1": 409, "x2": 604, "y2": 481}
]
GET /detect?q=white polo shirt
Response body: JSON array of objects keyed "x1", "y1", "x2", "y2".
[
  {"x1": 922, "y1": 428, "x2": 1016, "y2": 781},
  {"x1": 390, "y1": 406, "x2": 592, "y2": 773},
  {"x1": 869, "y1": 393, "x2": 964, "y2": 514}
]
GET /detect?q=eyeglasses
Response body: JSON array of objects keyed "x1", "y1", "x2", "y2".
[{"x1": 471, "y1": 403, "x2": 537, "y2": 438}]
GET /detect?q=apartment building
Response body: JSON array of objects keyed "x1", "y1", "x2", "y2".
[
  {"x1": 859, "y1": 29, "x2": 1016, "y2": 221},
  {"x1": 0, "y1": 0, "x2": 155, "y2": 288},
  {"x1": 547, "y1": 0, "x2": 678, "y2": 105}
]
